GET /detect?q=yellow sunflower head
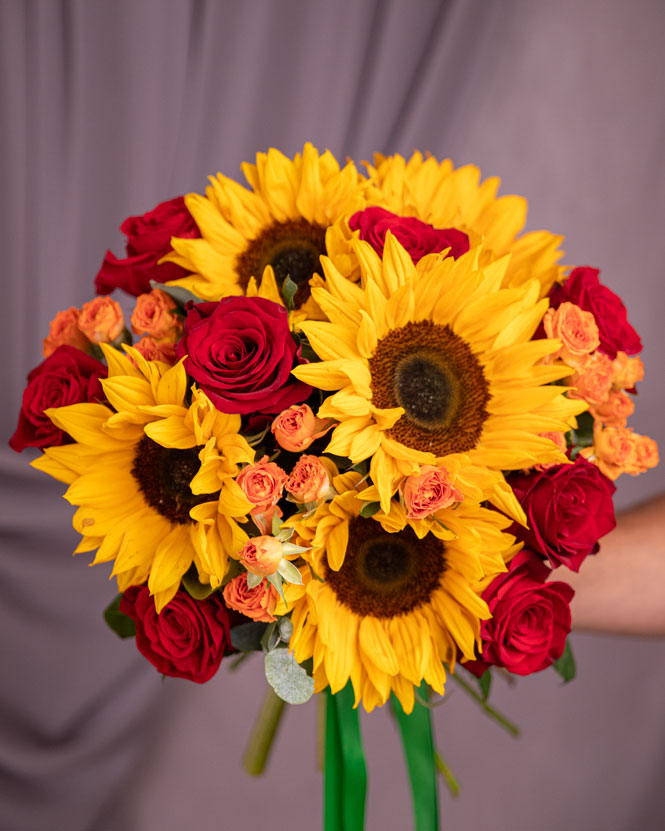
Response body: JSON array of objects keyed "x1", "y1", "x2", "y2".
[
  {"x1": 163, "y1": 143, "x2": 368, "y2": 320},
  {"x1": 284, "y1": 471, "x2": 514, "y2": 713},
  {"x1": 32, "y1": 345, "x2": 254, "y2": 611},
  {"x1": 324, "y1": 151, "x2": 565, "y2": 297},
  {"x1": 293, "y1": 234, "x2": 587, "y2": 514}
]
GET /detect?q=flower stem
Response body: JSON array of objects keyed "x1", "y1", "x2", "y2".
[
  {"x1": 434, "y1": 749, "x2": 461, "y2": 797},
  {"x1": 449, "y1": 672, "x2": 520, "y2": 737},
  {"x1": 242, "y1": 686, "x2": 287, "y2": 776}
]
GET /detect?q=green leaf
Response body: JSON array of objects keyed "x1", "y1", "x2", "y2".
[
  {"x1": 181, "y1": 567, "x2": 217, "y2": 600},
  {"x1": 553, "y1": 639, "x2": 576, "y2": 683},
  {"x1": 230, "y1": 621, "x2": 268, "y2": 652},
  {"x1": 359, "y1": 501, "x2": 381, "y2": 518},
  {"x1": 478, "y1": 669, "x2": 492, "y2": 701},
  {"x1": 281, "y1": 275, "x2": 298, "y2": 312},
  {"x1": 570, "y1": 411, "x2": 594, "y2": 448},
  {"x1": 150, "y1": 280, "x2": 202, "y2": 307},
  {"x1": 220, "y1": 557, "x2": 243, "y2": 587},
  {"x1": 103, "y1": 595, "x2": 136, "y2": 639},
  {"x1": 264, "y1": 650, "x2": 314, "y2": 704}
]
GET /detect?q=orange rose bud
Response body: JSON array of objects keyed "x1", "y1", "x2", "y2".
[
  {"x1": 236, "y1": 456, "x2": 288, "y2": 514},
  {"x1": 402, "y1": 465, "x2": 463, "y2": 520},
  {"x1": 589, "y1": 388, "x2": 634, "y2": 427},
  {"x1": 238, "y1": 536, "x2": 283, "y2": 577},
  {"x1": 612, "y1": 351, "x2": 645, "y2": 390},
  {"x1": 634, "y1": 434, "x2": 659, "y2": 474},
  {"x1": 567, "y1": 351, "x2": 614, "y2": 406},
  {"x1": 583, "y1": 424, "x2": 640, "y2": 480},
  {"x1": 271, "y1": 404, "x2": 333, "y2": 452},
  {"x1": 222, "y1": 575, "x2": 278, "y2": 623},
  {"x1": 543, "y1": 302, "x2": 600, "y2": 365},
  {"x1": 130, "y1": 289, "x2": 181, "y2": 340},
  {"x1": 77, "y1": 296, "x2": 125, "y2": 343},
  {"x1": 286, "y1": 455, "x2": 331, "y2": 503},
  {"x1": 42, "y1": 307, "x2": 90, "y2": 357},
  {"x1": 133, "y1": 336, "x2": 177, "y2": 364}
]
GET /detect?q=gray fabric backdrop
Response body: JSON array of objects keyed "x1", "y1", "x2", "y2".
[{"x1": 1, "y1": 1, "x2": 664, "y2": 829}]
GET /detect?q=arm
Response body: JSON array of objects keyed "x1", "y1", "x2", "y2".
[{"x1": 554, "y1": 493, "x2": 665, "y2": 636}]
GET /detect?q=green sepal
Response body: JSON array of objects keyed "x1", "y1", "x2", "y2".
[
  {"x1": 277, "y1": 557, "x2": 303, "y2": 584},
  {"x1": 103, "y1": 594, "x2": 136, "y2": 639},
  {"x1": 181, "y1": 567, "x2": 217, "y2": 600},
  {"x1": 359, "y1": 500, "x2": 381, "y2": 518},
  {"x1": 553, "y1": 639, "x2": 576, "y2": 682},
  {"x1": 150, "y1": 280, "x2": 202, "y2": 308},
  {"x1": 230, "y1": 621, "x2": 268, "y2": 652}
]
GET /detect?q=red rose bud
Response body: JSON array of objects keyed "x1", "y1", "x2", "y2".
[
  {"x1": 549, "y1": 266, "x2": 642, "y2": 359},
  {"x1": 9, "y1": 346, "x2": 107, "y2": 452},
  {"x1": 174, "y1": 296, "x2": 311, "y2": 414},
  {"x1": 507, "y1": 458, "x2": 616, "y2": 572},
  {"x1": 119, "y1": 585, "x2": 231, "y2": 683},
  {"x1": 349, "y1": 206, "x2": 469, "y2": 262},
  {"x1": 95, "y1": 196, "x2": 199, "y2": 296},
  {"x1": 472, "y1": 549, "x2": 574, "y2": 676}
]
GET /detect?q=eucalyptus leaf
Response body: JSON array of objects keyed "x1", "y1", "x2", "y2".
[
  {"x1": 264, "y1": 650, "x2": 314, "y2": 704},
  {"x1": 150, "y1": 280, "x2": 202, "y2": 307},
  {"x1": 359, "y1": 501, "x2": 381, "y2": 518},
  {"x1": 103, "y1": 595, "x2": 136, "y2": 639},
  {"x1": 230, "y1": 621, "x2": 268, "y2": 652},
  {"x1": 553, "y1": 640, "x2": 576, "y2": 683},
  {"x1": 277, "y1": 558, "x2": 303, "y2": 585},
  {"x1": 260, "y1": 621, "x2": 280, "y2": 653},
  {"x1": 277, "y1": 616, "x2": 293, "y2": 643}
]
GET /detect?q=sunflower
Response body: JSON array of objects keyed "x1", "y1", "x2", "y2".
[
  {"x1": 163, "y1": 143, "x2": 367, "y2": 319},
  {"x1": 31, "y1": 345, "x2": 254, "y2": 611},
  {"x1": 282, "y1": 472, "x2": 515, "y2": 713},
  {"x1": 292, "y1": 235, "x2": 586, "y2": 515},
  {"x1": 327, "y1": 152, "x2": 565, "y2": 297}
]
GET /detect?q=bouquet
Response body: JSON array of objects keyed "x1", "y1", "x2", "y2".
[{"x1": 11, "y1": 145, "x2": 658, "y2": 829}]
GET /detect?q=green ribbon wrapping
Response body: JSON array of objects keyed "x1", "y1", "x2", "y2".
[
  {"x1": 324, "y1": 684, "x2": 367, "y2": 831},
  {"x1": 391, "y1": 686, "x2": 439, "y2": 831}
]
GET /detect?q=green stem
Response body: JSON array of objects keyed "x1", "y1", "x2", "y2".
[
  {"x1": 449, "y1": 672, "x2": 520, "y2": 737},
  {"x1": 242, "y1": 686, "x2": 287, "y2": 776},
  {"x1": 434, "y1": 749, "x2": 460, "y2": 797}
]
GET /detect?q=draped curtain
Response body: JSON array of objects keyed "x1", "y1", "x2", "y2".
[{"x1": 1, "y1": 1, "x2": 664, "y2": 828}]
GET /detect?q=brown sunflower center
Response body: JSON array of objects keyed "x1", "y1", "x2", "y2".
[
  {"x1": 325, "y1": 517, "x2": 446, "y2": 618},
  {"x1": 235, "y1": 218, "x2": 327, "y2": 307},
  {"x1": 369, "y1": 320, "x2": 490, "y2": 455},
  {"x1": 131, "y1": 436, "x2": 217, "y2": 524}
]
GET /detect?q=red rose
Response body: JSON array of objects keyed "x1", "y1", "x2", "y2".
[
  {"x1": 349, "y1": 206, "x2": 469, "y2": 262},
  {"x1": 95, "y1": 196, "x2": 199, "y2": 296},
  {"x1": 174, "y1": 296, "x2": 311, "y2": 414},
  {"x1": 466, "y1": 549, "x2": 574, "y2": 677},
  {"x1": 119, "y1": 585, "x2": 231, "y2": 683},
  {"x1": 9, "y1": 346, "x2": 107, "y2": 452},
  {"x1": 549, "y1": 266, "x2": 642, "y2": 359},
  {"x1": 507, "y1": 458, "x2": 616, "y2": 572}
]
